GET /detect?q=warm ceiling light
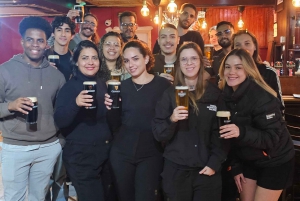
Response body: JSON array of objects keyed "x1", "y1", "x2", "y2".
[
  {"x1": 141, "y1": 1, "x2": 150, "y2": 17},
  {"x1": 237, "y1": 6, "x2": 245, "y2": 29},
  {"x1": 167, "y1": 0, "x2": 177, "y2": 13},
  {"x1": 154, "y1": 11, "x2": 159, "y2": 24},
  {"x1": 293, "y1": 0, "x2": 300, "y2": 7}
]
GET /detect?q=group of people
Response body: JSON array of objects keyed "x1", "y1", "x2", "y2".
[{"x1": 0, "y1": 2, "x2": 295, "y2": 201}]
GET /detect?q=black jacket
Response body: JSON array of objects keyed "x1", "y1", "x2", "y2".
[
  {"x1": 222, "y1": 78, "x2": 294, "y2": 175},
  {"x1": 152, "y1": 82, "x2": 227, "y2": 171}
]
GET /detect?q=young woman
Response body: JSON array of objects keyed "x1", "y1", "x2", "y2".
[
  {"x1": 231, "y1": 30, "x2": 284, "y2": 110},
  {"x1": 54, "y1": 40, "x2": 112, "y2": 200},
  {"x1": 98, "y1": 31, "x2": 130, "y2": 82},
  {"x1": 105, "y1": 40, "x2": 171, "y2": 201},
  {"x1": 219, "y1": 48, "x2": 294, "y2": 201},
  {"x1": 152, "y1": 42, "x2": 227, "y2": 201},
  {"x1": 209, "y1": 25, "x2": 222, "y2": 56}
]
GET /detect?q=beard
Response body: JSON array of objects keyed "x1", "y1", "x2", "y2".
[
  {"x1": 81, "y1": 27, "x2": 94, "y2": 38},
  {"x1": 178, "y1": 19, "x2": 191, "y2": 29},
  {"x1": 218, "y1": 38, "x2": 231, "y2": 48}
]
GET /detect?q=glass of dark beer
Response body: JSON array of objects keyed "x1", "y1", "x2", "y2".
[
  {"x1": 164, "y1": 64, "x2": 174, "y2": 76},
  {"x1": 175, "y1": 86, "x2": 189, "y2": 119},
  {"x1": 216, "y1": 111, "x2": 231, "y2": 138},
  {"x1": 107, "y1": 81, "x2": 121, "y2": 109},
  {"x1": 26, "y1": 97, "x2": 38, "y2": 124},
  {"x1": 74, "y1": 5, "x2": 84, "y2": 23},
  {"x1": 83, "y1": 81, "x2": 97, "y2": 109},
  {"x1": 48, "y1": 55, "x2": 60, "y2": 67}
]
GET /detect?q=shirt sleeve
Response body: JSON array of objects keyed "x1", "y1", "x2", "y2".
[{"x1": 0, "y1": 70, "x2": 14, "y2": 118}]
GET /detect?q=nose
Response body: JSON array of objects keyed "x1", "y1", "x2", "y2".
[{"x1": 61, "y1": 30, "x2": 66, "y2": 36}]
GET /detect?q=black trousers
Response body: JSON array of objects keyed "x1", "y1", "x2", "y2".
[
  {"x1": 63, "y1": 142, "x2": 110, "y2": 201},
  {"x1": 162, "y1": 159, "x2": 222, "y2": 201},
  {"x1": 110, "y1": 146, "x2": 163, "y2": 201},
  {"x1": 221, "y1": 161, "x2": 238, "y2": 201}
]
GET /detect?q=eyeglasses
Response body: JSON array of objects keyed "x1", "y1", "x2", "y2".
[
  {"x1": 121, "y1": 23, "x2": 137, "y2": 28},
  {"x1": 215, "y1": 29, "x2": 232, "y2": 37},
  {"x1": 83, "y1": 21, "x2": 96, "y2": 28},
  {"x1": 180, "y1": 56, "x2": 199, "y2": 64},
  {"x1": 103, "y1": 41, "x2": 121, "y2": 49}
]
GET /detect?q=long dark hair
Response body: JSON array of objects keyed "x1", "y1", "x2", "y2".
[
  {"x1": 97, "y1": 31, "x2": 124, "y2": 81},
  {"x1": 71, "y1": 40, "x2": 100, "y2": 77}
]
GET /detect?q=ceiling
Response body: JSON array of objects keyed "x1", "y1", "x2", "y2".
[{"x1": 0, "y1": 0, "x2": 275, "y2": 17}]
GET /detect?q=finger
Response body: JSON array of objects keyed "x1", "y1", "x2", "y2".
[
  {"x1": 199, "y1": 168, "x2": 206, "y2": 174},
  {"x1": 104, "y1": 93, "x2": 110, "y2": 98},
  {"x1": 104, "y1": 100, "x2": 112, "y2": 106},
  {"x1": 105, "y1": 98, "x2": 113, "y2": 103},
  {"x1": 18, "y1": 107, "x2": 29, "y2": 115},
  {"x1": 241, "y1": 175, "x2": 246, "y2": 183},
  {"x1": 106, "y1": 106, "x2": 111, "y2": 110}
]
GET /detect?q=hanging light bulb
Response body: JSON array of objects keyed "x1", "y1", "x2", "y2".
[
  {"x1": 141, "y1": 1, "x2": 150, "y2": 17},
  {"x1": 238, "y1": 16, "x2": 244, "y2": 29},
  {"x1": 167, "y1": 0, "x2": 177, "y2": 13},
  {"x1": 154, "y1": 11, "x2": 159, "y2": 24},
  {"x1": 293, "y1": 0, "x2": 300, "y2": 7},
  {"x1": 202, "y1": 19, "x2": 207, "y2": 29}
]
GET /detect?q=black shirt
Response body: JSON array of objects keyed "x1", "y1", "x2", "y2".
[
  {"x1": 108, "y1": 76, "x2": 171, "y2": 157},
  {"x1": 152, "y1": 31, "x2": 205, "y2": 54}
]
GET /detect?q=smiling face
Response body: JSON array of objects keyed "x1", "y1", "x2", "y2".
[
  {"x1": 217, "y1": 24, "x2": 234, "y2": 49},
  {"x1": 21, "y1": 28, "x2": 47, "y2": 67},
  {"x1": 123, "y1": 47, "x2": 149, "y2": 78},
  {"x1": 120, "y1": 16, "x2": 137, "y2": 40},
  {"x1": 77, "y1": 47, "x2": 100, "y2": 77},
  {"x1": 233, "y1": 33, "x2": 256, "y2": 57},
  {"x1": 224, "y1": 55, "x2": 247, "y2": 91},
  {"x1": 53, "y1": 23, "x2": 73, "y2": 47},
  {"x1": 102, "y1": 35, "x2": 121, "y2": 62},
  {"x1": 80, "y1": 15, "x2": 97, "y2": 38},
  {"x1": 179, "y1": 48, "x2": 200, "y2": 79},
  {"x1": 158, "y1": 27, "x2": 179, "y2": 55}
]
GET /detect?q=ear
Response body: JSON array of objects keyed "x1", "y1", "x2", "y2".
[
  {"x1": 145, "y1": 55, "x2": 149, "y2": 64},
  {"x1": 51, "y1": 33, "x2": 54, "y2": 37},
  {"x1": 20, "y1": 39, "x2": 24, "y2": 45},
  {"x1": 135, "y1": 23, "x2": 139, "y2": 29}
]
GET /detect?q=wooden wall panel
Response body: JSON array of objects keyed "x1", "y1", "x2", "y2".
[{"x1": 198, "y1": 6, "x2": 274, "y2": 50}]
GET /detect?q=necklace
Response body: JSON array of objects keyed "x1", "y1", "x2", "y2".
[{"x1": 132, "y1": 81, "x2": 144, "y2": 91}]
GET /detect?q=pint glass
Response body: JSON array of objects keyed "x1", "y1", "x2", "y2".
[
  {"x1": 107, "y1": 81, "x2": 121, "y2": 109},
  {"x1": 83, "y1": 81, "x2": 97, "y2": 109},
  {"x1": 27, "y1": 97, "x2": 38, "y2": 124}
]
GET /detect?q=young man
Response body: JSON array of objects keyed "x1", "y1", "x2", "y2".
[
  {"x1": 152, "y1": 3, "x2": 205, "y2": 54},
  {"x1": 67, "y1": 10, "x2": 99, "y2": 50},
  {"x1": 150, "y1": 23, "x2": 179, "y2": 82},
  {"x1": 119, "y1": 11, "x2": 139, "y2": 43},
  {"x1": 0, "y1": 16, "x2": 65, "y2": 201},
  {"x1": 44, "y1": 16, "x2": 76, "y2": 201},
  {"x1": 208, "y1": 21, "x2": 235, "y2": 77}
]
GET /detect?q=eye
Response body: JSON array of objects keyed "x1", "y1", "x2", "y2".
[
  {"x1": 123, "y1": 59, "x2": 129, "y2": 63},
  {"x1": 133, "y1": 57, "x2": 138, "y2": 61},
  {"x1": 225, "y1": 65, "x2": 230, "y2": 69},
  {"x1": 37, "y1": 39, "x2": 44, "y2": 43}
]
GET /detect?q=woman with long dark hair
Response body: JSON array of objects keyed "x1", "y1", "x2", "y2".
[
  {"x1": 152, "y1": 42, "x2": 226, "y2": 201},
  {"x1": 54, "y1": 40, "x2": 112, "y2": 200},
  {"x1": 219, "y1": 48, "x2": 294, "y2": 201},
  {"x1": 105, "y1": 40, "x2": 171, "y2": 201}
]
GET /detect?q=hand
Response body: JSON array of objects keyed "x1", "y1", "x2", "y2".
[
  {"x1": 199, "y1": 166, "x2": 215, "y2": 176},
  {"x1": 234, "y1": 173, "x2": 246, "y2": 193},
  {"x1": 104, "y1": 93, "x2": 113, "y2": 110},
  {"x1": 67, "y1": 9, "x2": 80, "y2": 20},
  {"x1": 49, "y1": 62, "x2": 57, "y2": 69},
  {"x1": 159, "y1": 73, "x2": 174, "y2": 82},
  {"x1": 170, "y1": 106, "x2": 188, "y2": 122},
  {"x1": 8, "y1": 97, "x2": 33, "y2": 115},
  {"x1": 203, "y1": 56, "x2": 211, "y2": 67},
  {"x1": 76, "y1": 90, "x2": 93, "y2": 108},
  {"x1": 220, "y1": 124, "x2": 240, "y2": 139}
]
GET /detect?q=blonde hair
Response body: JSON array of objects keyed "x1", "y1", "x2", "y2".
[
  {"x1": 174, "y1": 42, "x2": 206, "y2": 113},
  {"x1": 219, "y1": 48, "x2": 276, "y2": 97}
]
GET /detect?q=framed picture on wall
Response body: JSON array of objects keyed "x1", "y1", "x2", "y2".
[
  {"x1": 277, "y1": 0, "x2": 283, "y2": 5},
  {"x1": 276, "y1": 0, "x2": 284, "y2": 12}
]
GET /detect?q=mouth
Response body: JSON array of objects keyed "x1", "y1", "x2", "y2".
[
  {"x1": 83, "y1": 28, "x2": 93, "y2": 33},
  {"x1": 164, "y1": 44, "x2": 173, "y2": 48},
  {"x1": 108, "y1": 51, "x2": 117, "y2": 56},
  {"x1": 30, "y1": 49, "x2": 40, "y2": 55},
  {"x1": 128, "y1": 67, "x2": 137, "y2": 73},
  {"x1": 185, "y1": 67, "x2": 195, "y2": 72},
  {"x1": 227, "y1": 77, "x2": 238, "y2": 80},
  {"x1": 85, "y1": 67, "x2": 95, "y2": 71}
]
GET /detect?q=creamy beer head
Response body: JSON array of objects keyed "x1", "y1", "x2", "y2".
[
  {"x1": 27, "y1": 97, "x2": 37, "y2": 102},
  {"x1": 175, "y1": 86, "x2": 189, "y2": 90},
  {"x1": 216, "y1": 111, "x2": 231, "y2": 118},
  {"x1": 164, "y1": 64, "x2": 174, "y2": 68},
  {"x1": 108, "y1": 81, "x2": 121, "y2": 86},
  {"x1": 111, "y1": 72, "x2": 122, "y2": 76},
  {"x1": 48, "y1": 55, "x2": 59, "y2": 60},
  {"x1": 107, "y1": 81, "x2": 121, "y2": 109},
  {"x1": 83, "y1": 81, "x2": 97, "y2": 85}
]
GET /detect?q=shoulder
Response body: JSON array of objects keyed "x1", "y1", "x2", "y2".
[
  {"x1": 247, "y1": 80, "x2": 275, "y2": 103},
  {"x1": 154, "y1": 76, "x2": 172, "y2": 88}
]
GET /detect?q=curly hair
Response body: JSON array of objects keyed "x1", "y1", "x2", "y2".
[
  {"x1": 51, "y1": 16, "x2": 76, "y2": 35},
  {"x1": 122, "y1": 40, "x2": 154, "y2": 71},
  {"x1": 97, "y1": 31, "x2": 124, "y2": 81},
  {"x1": 19, "y1": 16, "x2": 52, "y2": 39}
]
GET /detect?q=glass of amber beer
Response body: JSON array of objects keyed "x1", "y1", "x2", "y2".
[
  {"x1": 111, "y1": 70, "x2": 122, "y2": 81},
  {"x1": 164, "y1": 64, "x2": 174, "y2": 76},
  {"x1": 175, "y1": 86, "x2": 189, "y2": 119},
  {"x1": 204, "y1": 44, "x2": 214, "y2": 66}
]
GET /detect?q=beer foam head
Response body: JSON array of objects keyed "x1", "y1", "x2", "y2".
[
  {"x1": 204, "y1": 44, "x2": 214, "y2": 47},
  {"x1": 27, "y1": 97, "x2": 37, "y2": 102},
  {"x1": 111, "y1": 71, "x2": 122, "y2": 76},
  {"x1": 107, "y1": 81, "x2": 121, "y2": 85},
  {"x1": 164, "y1": 64, "x2": 174, "y2": 68},
  {"x1": 83, "y1": 81, "x2": 97, "y2": 85},
  {"x1": 48, "y1": 55, "x2": 59, "y2": 60},
  {"x1": 175, "y1": 86, "x2": 189, "y2": 90},
  {"x1": 216, "y1": 111, "x2": 231, "y2": 117}
]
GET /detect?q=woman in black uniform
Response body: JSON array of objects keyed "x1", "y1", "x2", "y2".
[
  {"x1": 219, "y1": 48, "x2": 294, "y2": 201},
  {"x1": 105, "y1": 40, "x2": 171, "y2": 201},
  {"x1": 54, "y1": 40, "x2": 112, "y2": 200},
  {"x1": 152, "y1": 42, "x2": 227, "y2": 201}
]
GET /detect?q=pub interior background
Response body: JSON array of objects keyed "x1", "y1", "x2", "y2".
[{"x1": 0, "y1": 0, "x2": 300, "y2": 200}]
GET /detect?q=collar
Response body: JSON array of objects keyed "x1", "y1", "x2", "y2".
[{"x1": 223, "y1": 77, "x2": 251, "y2": 102}]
